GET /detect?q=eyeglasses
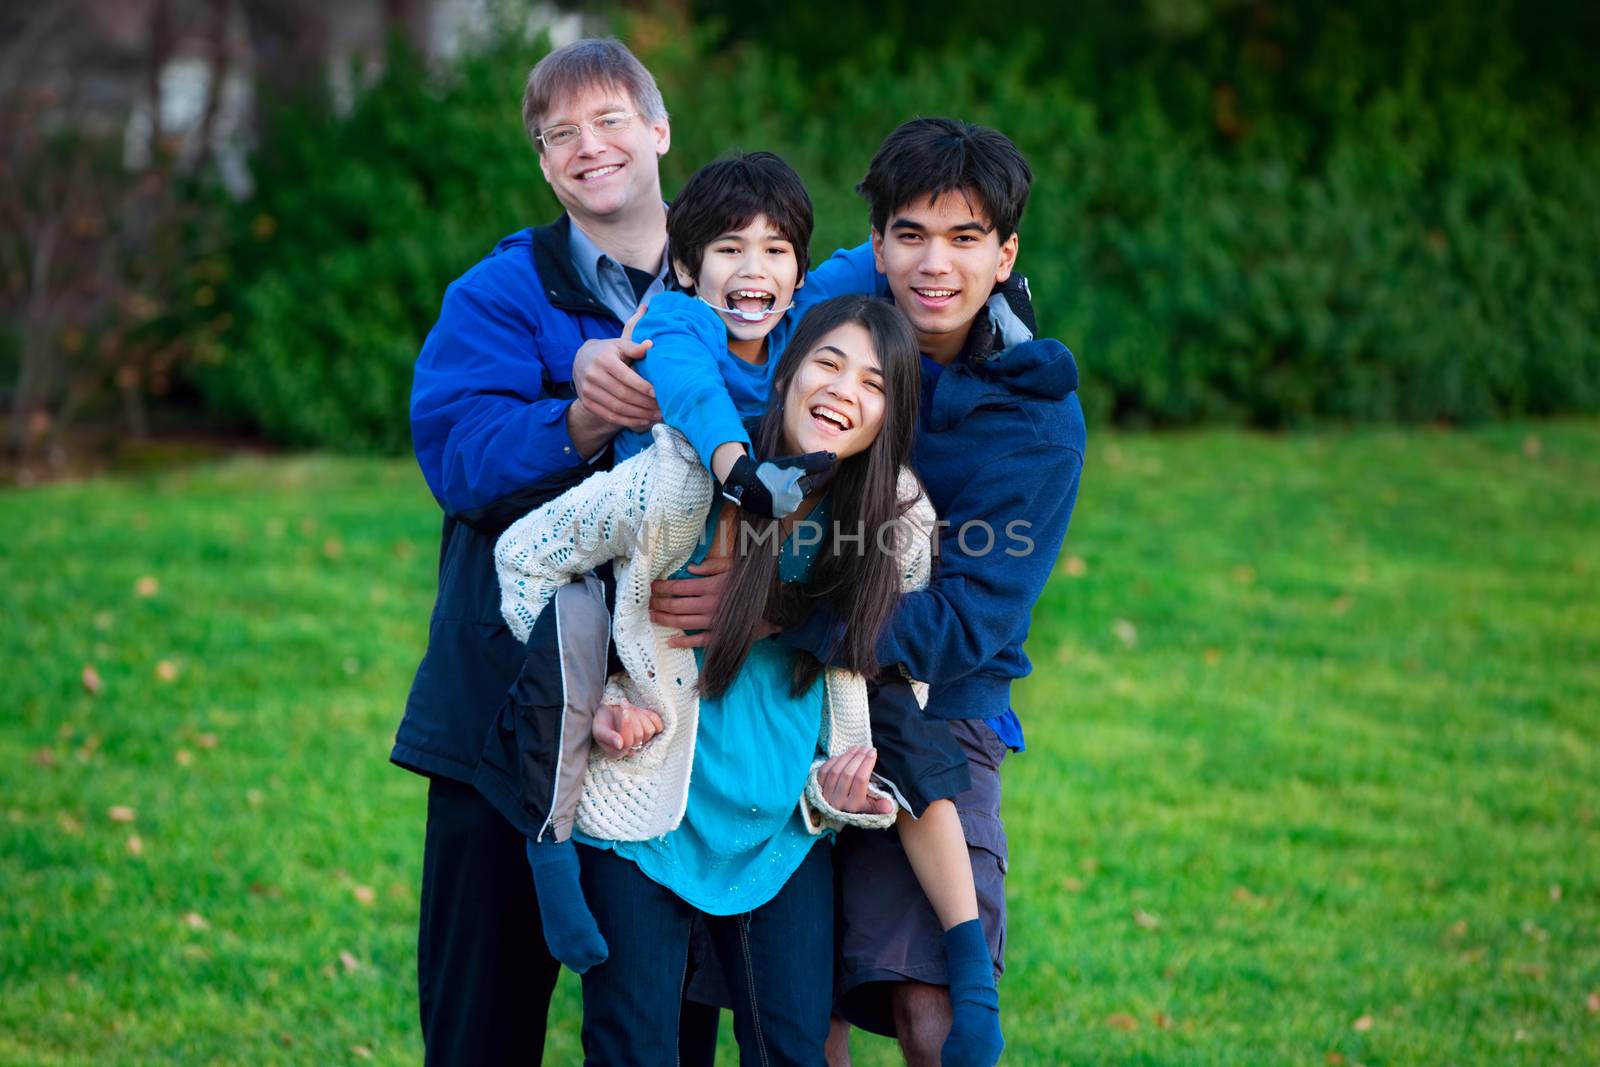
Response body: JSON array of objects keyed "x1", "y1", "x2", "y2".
[{"x1": 536, "y1": 111, "x2": 638, "y2": 150}]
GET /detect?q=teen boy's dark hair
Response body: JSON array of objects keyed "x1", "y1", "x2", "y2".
[
  {"x1": 856, "y1": 118, "x2": 1033, "y2": 240},
  {"x1": 668, "y1": 151, "x2": 814, "y2": 286}
]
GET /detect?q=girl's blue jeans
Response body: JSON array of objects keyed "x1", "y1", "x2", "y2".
[{"x1": 576, "y1": 840, "x2": 834, "y2": 1065}]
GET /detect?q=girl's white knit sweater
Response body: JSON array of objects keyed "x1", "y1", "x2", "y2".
[{"x1": 495, "y1": 424, "x2": 936, "y2": 841}]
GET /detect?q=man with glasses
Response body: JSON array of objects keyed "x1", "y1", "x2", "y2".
[{"x1": 397, "y1": 37, "x2": 685, "y2": 1065}]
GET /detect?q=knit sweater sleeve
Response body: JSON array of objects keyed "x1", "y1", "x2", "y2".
[
  {"x1": 494, "y1": 448, "x2": 653, "y2": 644},
  {"x1": 893, "y1": 470, "x2": 937, "y2": 595}
]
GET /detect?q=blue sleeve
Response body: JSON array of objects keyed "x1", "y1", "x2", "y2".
[
  {"x1": 410, "y1": 278, "x2": 586, "y2": 513},
  {"x1": 795, "y1": 240, "x2": 889, "y2": 312},
  {"x1": 780, "y1": 439, "x2": 1085, "y2": 685},
  {"x1": 632, "y1": 292, "x2": 751, "y2": 471}
]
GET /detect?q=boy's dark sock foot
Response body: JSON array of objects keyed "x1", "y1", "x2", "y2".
[
  {"x1": 940, "y1": 918, "x2": 1002, "y2": 1067},
  {"x1": 525, "y1": 838, "x2": 608, "y2": 973}
]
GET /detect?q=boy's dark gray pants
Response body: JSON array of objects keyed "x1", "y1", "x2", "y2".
[{"x1": 473, "y1": 576, "x2": 611, "y2": 843}]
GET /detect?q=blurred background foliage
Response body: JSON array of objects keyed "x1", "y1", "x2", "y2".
[{"x1": 10, "y1": 0, "x2": 1600, "y2": 455}]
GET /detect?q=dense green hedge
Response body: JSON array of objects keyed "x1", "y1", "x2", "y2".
[{"x1": 193, "y1": 4, "x2": 1600, "y2": 451}]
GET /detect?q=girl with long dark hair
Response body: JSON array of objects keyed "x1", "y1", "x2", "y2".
[{"x1": 495, "y1": 294, "x2": 952, "y2": 1062}]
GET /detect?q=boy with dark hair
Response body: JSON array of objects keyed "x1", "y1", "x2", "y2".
[
  {"x1": 651, "y1": 117, "x2": 1086, "y2": 1067},
  {"x1": 831, "y1": 115, "x2": 1083, "y2": 1067}
]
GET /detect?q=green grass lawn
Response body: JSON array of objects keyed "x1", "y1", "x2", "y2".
[{"x1": 3, "y1": 422, "x2": 1598, "y2": 1065}]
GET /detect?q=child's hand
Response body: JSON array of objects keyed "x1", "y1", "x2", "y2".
[
  {"x1": 721, "y1": 451, "x2": 835, "y2": 519},
  {"x1": 592, "y1": 698, "x2": 664, "y2": 759},
  {"x1": 817, "y1": 746, "x2": 895, "y2": 815}
]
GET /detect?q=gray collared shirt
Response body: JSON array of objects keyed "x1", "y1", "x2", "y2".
[{"x1": 567, "y1": 220, "x2": 669, "y2": 323}]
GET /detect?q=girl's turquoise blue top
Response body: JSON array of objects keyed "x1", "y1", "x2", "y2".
[{"x1": 578, "y1": 495, "x2": 834, "y2": 915}]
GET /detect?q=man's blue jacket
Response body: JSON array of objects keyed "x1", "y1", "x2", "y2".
[{"x1": 394, "y1": 217, "x2": 624, "y2": 783}]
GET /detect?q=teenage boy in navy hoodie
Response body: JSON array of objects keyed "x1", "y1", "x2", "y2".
[
  {"x1": 650, "y1": 118, "x2": 1086, "y2": 1067},
  {"x1": 397, "y1": 38, "x2": 690, "y2": 1066}
]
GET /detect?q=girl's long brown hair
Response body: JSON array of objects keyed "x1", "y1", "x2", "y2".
[{"x1": 698, "y1": 295, "x2": 923, "y2": 700}]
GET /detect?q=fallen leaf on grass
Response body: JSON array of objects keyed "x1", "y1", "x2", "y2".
[
  {"x1": 1586, "y1": 992, "x2": 1599, "y2": 1013},
  {"x1": 1112, "y1": 619, "x2": 1138, "y2": 648},
  {"x1": 1061, "y1": 876, "x2": 1084, "y2": 893},
  {"x1": 393, "y1": 540, "x2": 415, "y2": 559},
  {"x1": 1231, "y1": 564, "x2": 1255, "y2": 585},
  {"x1": 1326, "y1": 1054, "x2": 1345, "y2": 1065},
  {"x1": 32, "y1": 748, "x2": 56, "y2": 767},
  {"x1": 1549, "y1": 883, "x2": 1562, "y2": 901},
  {"x1": 1351, "y1": 1015, "x2": 1373, "y2": 1032},
  {"x1": 155, "y1": 660, "x2": 179, "y2": 682},
  {"x1": 352, "y1": 1047, "x2": 373, "y2": 1060},
  {"x1": 1152, "y1": 1011, "x2": 1173, "y2": 1029},
  {"x1": 1061, "y1": 555, "x2": 1087, "y2": 577},
  {"x1": 352, "y1": 885, "x2": 376, "y2": 905},
  {"x1": 181, "y1": 911, "x2": 209, "y2": 930},
  {"x1": 135, "y1": 576, "x2": 160, "y2": 597},
  {"x1": 339, "y1": 950, "x2": 361, "y2": 974},
  {"x1": 107, "y1": 806, "x2": 135, "y2": 823},
  {"x1": 1331, "y1": 594, "x2": 1355, "y2": 616},
  {"x1": 1522, "y1": 919, "x2": 1548, "y2": 942},
  {"x1": 196, "y1": 732, "x2": 219, "y2": 750},
  {"x1": 322, "y1": 537, "x2": 344, "y2": 560},
  {"x1": 1105, "y1": 1012, "x2": 1139, "y2": 1031},
  {"x1": 1202, "y1": 647, "x2": 1222, "y2": 666},
  {"x1": 57, "y1": 813, "x2": 83, "y2": 834},
  {"x1": 1522, "y1": 435, "x2": 1541, "y2": 458},
  {"x1": 93, "y1": 611, "x2": 114, "y2": 630},
  {"x1": 175, "y1": 749, "x2": 193, "y2": 767},
  {"x1": 126, "y1": 835, "x2": 143, "y2": 856},
  {"x1": 82, "y1": 665, "x2": 103, "y2": 695},
  {"x1": 1133, "y1": 908, "x2": 1161, "y2": 930}
]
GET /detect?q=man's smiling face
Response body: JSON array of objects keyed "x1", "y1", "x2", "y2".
[
  {"x1": 535, "y1": 83, "x2": 669, "y2": 225},
  {"x1": 871, "y1": 190, "x2": 1019, "y2": 362}
]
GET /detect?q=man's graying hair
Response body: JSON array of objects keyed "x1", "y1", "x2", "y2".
[{"x1": 522, "y1": 38, "x2": 668, "y2": 150}]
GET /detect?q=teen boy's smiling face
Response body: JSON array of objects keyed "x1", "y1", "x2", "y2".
[
  {"x1": 674, "y1": 213, "x2": 803, "y2": 363},
  {"x1": 536, "y1": 84, "x2": 670, "y2": 225},
  {"x1": 871, "y1": 191, "x2": 1019, "y2": 363},
  {"x1": 780, "y1": 322, "x2": 886, "y2": 461}
]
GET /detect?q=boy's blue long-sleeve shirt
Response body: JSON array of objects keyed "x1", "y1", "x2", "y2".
[{"x1": 617, "y1": 241, "x2": 885, "y2": 468}]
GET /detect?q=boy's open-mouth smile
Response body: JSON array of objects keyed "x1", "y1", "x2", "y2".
[
  {"x1": 809, "y1": 403, "x2": 853, "y2": 433},
  {"x1": 910, "y1": 286, "x2": 960, "y2": 309},
  {"x1": 726, "y1": 287, "x2": 776, "y2": 317}
]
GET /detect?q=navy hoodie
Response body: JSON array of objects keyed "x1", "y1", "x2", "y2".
[{"x1": 780, "y1": 309, "x2": 1085, "y2": 745}]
